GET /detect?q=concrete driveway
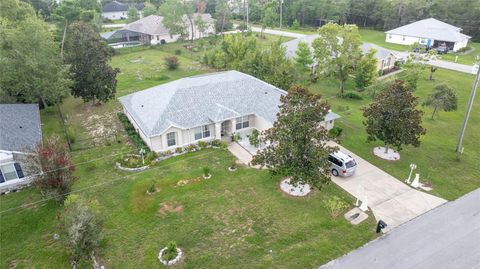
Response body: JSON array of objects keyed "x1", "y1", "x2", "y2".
[{"x1": 331, "y1": 143, "x2": 447, "y2": 233}]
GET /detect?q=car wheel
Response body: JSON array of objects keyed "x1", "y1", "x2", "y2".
[{"x1": 331, "y1": 169, "x2": 339, "y2": 176}]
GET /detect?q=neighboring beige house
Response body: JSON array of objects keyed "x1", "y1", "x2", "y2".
[
  {"x1": 104, "y1": 14, "x2": 215, "y2": 46},
  {"x1": 360, "y1": 43, "x2": 397, "y2": 74},
  {"x1": 282, "y1": 35, "x2": 397, "y2": 73},
  {"x1": 385, "y1": 18, "x2": 471, "y2": 52},
  {"x1": 119, "y1": 71, "x2": 340, "y2": 152}
]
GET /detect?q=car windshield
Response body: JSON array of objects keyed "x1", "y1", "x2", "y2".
[{"x1": 345, "y1": 160, "x2": 356, "y2": 168}]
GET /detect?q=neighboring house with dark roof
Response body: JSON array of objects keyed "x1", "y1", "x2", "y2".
[
  {"x1": 102, "y1": 1, "x2": 144, "y2": 20},
  {"x1": 119, "y1": 71, "x2": 340, "y2": 152},
  {"x1": 385, "y1": 18, "x2": 471, "y2": 52},
  {"x1": 282, "y1": 35, "x2": 397, "y2": 73},
  {"x1": 0, "y1": 104, "x2": 42, "y2": 192},
  {"x1": 105, "y1": 14, "x2": 215, "y2": 46},
  {"x1": 319, "y1": 188, "x2": 480, "y2": 269}
]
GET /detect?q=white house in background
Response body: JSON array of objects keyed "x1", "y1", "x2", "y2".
[
  {"x1": 282, "y1": 35, "x2": 397, "y2": 73},
  {"x1": 104, "y1": 14, "x2": 215, "y2": 46},
  {"x1": 119, "y1": 71, "x2": 341, "y2": 152},
  {"x1": 0, "y1": 104, "x2": 42, "y2": 193},
  {"x1": 102, "y1": 1, "x2": 144, "y2": 20},
  {"x1": 385, "y1": 18, "x2": 471, "y2": 52}
]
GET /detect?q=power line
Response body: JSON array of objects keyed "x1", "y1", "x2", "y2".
[
  {"x1": 0, "y1": 149, "x2": 219, "y2": 215},
  {"x1": 18, "y1": 147, "x2": 141, "y2": 180}
]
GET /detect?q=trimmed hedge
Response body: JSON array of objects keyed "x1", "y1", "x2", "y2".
[{"x1": 117, "y1": 112, "x2": 150, "y2": 151}]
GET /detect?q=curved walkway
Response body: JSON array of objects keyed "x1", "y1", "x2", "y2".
[{"x1": 331, "y1": 143, "x2": 447, "y2": 233}]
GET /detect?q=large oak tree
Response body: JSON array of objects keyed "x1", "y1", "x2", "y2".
[
  {"x1": 362, "y1": 80, "x2": 426, "y2": 153},
  {"x1": 252, "y1": 85, "x2": 337, "y2": 190}
]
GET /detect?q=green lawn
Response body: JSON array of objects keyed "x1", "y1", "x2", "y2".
[
  {"x1": 311, "y1": 68, "x2": 480, "y2": 200},
  {"x1": 2, "y1": 33, "x2": 479, "y2": 267},
  {"x1": 438, "y1": 42, "x2": 480, "y2": 65},
  {"x1": 359, "y1": 29, "x2": 411, "y2": 51},
  {"x1": 0, "y1": 146, "x2": 376, "y2": 268}
]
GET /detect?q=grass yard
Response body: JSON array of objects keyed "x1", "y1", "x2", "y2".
[
  {"x1": 0, "y1": 146, "x2": 377, "y2": 268},
  {"x1": 310, "y1": 68, "x2": 480, "y2": 200},
  {"x1": 112, "y1": 46, "x2": 214, "y2": 97}
]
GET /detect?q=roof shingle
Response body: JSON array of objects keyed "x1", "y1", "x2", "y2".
[{"x1": 0, "y1": 104, "x2": 42, "y2": 152}]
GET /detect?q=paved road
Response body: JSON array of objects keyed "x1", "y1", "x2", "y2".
[
  {"x1": 330, "y1": 143, "x2": 447, "y2": 233},
  {"x1": 392, "y1": 50, "x2": 475, "y2": 74},
  {"x1": 103, "y1": 23, "x2": 126, "y2": 28},
  {"x1": 240, "y1": 26, "x2": 476, "y2": 74},
  {"x1": 320, "y1": 188, "x2": 480, "y2": 269}
]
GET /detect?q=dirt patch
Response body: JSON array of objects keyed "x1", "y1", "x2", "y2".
[
  {"x1": 158, "y1": 202, "x2": 184, "y2": 215},
  {"x1": 176, "y1": 177, "x2": 205, "y2": 187}
]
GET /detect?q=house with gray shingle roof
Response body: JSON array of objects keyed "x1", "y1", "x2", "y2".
[
  {"x1": 282, "y1": 35, "x2": 397, "y2": 73},
  {"x1": 0, "y1": 104, "x2": 42, "y2": 192},
  {"x1": 105, "y1": 14, "x2": 215, "y2": 46},
  {"x1": 119, "y1": 71, "x2": 340, "y2": 152},
  {"x1": 101, "y1": 1, "x2": 144, "y2": 20},
  {"x1": 385, "y1": 18, "x2": 471, "y2": 52}
]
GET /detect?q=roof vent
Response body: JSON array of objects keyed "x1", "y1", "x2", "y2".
[
  {"x1": 19, "y1": 126, "x2": 23, "y2": 128},
  {"x1": 264, "y1": 91, "x2": 268, "y2": 94},
  {"x1": 141, "y1": 105, "x2": 144, "y2": 107}
]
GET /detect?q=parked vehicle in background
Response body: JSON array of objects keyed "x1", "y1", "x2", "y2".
[
  {"x1": 328, "y1": 151, "x2": 357, "y2": 177},
  {"x1": 436, "y1": 44, "x2": 449, "y2": 54}
]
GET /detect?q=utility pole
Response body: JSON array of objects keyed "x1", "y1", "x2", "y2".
[
  {"x1": 246, "y1": 0, "x2": 249, "y2": 28},
  {"x1": 279, "y1": 0, "x2": 283, "y2": 29},
  {"x1": 455, "y1": 65, "x2": 480, "y2": 153}
]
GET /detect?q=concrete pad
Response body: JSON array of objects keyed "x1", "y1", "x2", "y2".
[{"x1": 344, "y1": 207, "x2": 368, "y2": 225}]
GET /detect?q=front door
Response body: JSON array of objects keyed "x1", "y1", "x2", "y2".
[{"x1": 221, "y1": 121, "x2": 230, "y2": 137}]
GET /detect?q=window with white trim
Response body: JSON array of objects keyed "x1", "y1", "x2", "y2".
[
  {"x1": 166, "y1": 132, "x2": 176, "y2": 147},
  {"x1": 0, "y1": 163, "x2": 24, "y2": 183},
  {"x1": 236, "y1": 116, "x2": 250, "y2": 130},
  {"x1": 194, "y1": 125, "x2": 210, "y2": 140}
]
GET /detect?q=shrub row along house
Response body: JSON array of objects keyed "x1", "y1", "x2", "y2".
[
  {"x1": 119, "y1": 71, "x2": 340, "y2": 152},
  {"x1": 385, "y1": 18, "x2": 471, "y2": 52},
  {"x1": 282, "y1": 35, "x2": 398, "y2": 74},
  {"x1": 101, "y1": 1, "x2": 145, "y2": 20},
  {"x1": 0, "y1": 104, "x2": 42, "y2": 192},
  {"x1": 102, "y1": 14, "x2": 215, "y2": 47}
]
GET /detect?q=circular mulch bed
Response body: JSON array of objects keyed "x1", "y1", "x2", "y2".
[
  {"x1": 279, "y1": 178, "x2": 311, "y2": 197},
  {"x1": 158, "y1": 247, "x2": 183, "y2": 266},
  {"x1": 373, "y1": 147, "x2": 400, "y2": 161}
]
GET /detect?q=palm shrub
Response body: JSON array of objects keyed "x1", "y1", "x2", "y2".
[
  {"x1": 162, "y1": 241, "x2": 178, "y2": 261},
  {"x1": 203, "y1": 167, "x2": 210, "y2": 177},
  {"x1": 248, "y1": 129, "x2": 260, "y2": 147}
]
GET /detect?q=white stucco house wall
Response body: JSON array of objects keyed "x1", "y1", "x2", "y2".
[
  {"x1": 104, "y1": 14, "x2": 215, "y2": 46},
  {"x1": 119, "y1": 71, "x2": 341, "y2": 152},
  {"x1": 385, "y1": 18, "x2": 471, "y2": 52},
  {"x1": 102, "y1": 1, "x2": 144, "y2": 20},
  {"x1": 0, "y1": 104, "x2": 42, "y2": 193}
]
